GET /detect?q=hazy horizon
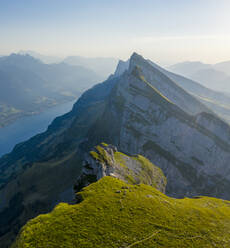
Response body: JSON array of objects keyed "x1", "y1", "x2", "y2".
[
  {"x1": 2, "y1": 2, "x2": 230, "y2": 247},
  {"x1": 1, "y1": 0, "x2": 230, "y2": 65}
]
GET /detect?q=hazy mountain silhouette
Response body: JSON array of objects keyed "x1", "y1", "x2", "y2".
[
  {"x1": 63, "y1": 55, "x2": 118, "y2": 78},
  {"x1": 2, "y1": 53, "x2": 230, "y2": 247},
  {"x1": 169, "y1": 61, "x2": 230, "y2": 92},
  {"x1": 18, "y1": 50, "x2": 63, "y2": 64},
  {"x1": 0, "y1": 53, "x2": 102, "y2": 127}
]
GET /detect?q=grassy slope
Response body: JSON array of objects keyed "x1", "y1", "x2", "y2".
[
  {"x1": 90, "y1": 143, "x2": 166, "y2": 192},
  {"x1": 13, "y1": 176, "x2": 230, "y2": 248}
]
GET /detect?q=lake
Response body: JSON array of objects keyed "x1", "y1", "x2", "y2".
[{"x1": 0, "y1": 100, "x2": 76, "y2": 157}]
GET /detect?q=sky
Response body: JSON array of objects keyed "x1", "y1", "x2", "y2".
[{"x1": 1, "y1": 0, "x2": 230, "y2": 65}]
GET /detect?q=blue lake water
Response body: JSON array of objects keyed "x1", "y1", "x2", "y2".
[{"x1": 0, "y1": 100, "x2": 76, "y2": 157}]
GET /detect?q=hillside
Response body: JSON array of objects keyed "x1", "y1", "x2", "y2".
[
  {"x1": 12, "y1": 176, "x2": 230, "y2": 248},
  {"x1": 0, "y1": 53, "x2": 102, "y2": 127},
  {"x1": 1, "y1": 53, "x2": 230, "y2": 247},
  {"x1": 116, "y1": 58, "x2": 230, "y2": 123},
  {"x1": 144, "y1": 60, "x2": 230, "y2": 123},
  {"x1": 76, "y1": 143, "x2": 166, "y2": 193}
]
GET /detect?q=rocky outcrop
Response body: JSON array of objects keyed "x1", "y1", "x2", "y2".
[
  {"x1": 86, "y1": 54, "x2": 230, "y2": 199},
  {"x1": 113, "y1": 59, "x2": 129, "y2": 77},
  {"x1": 2, "y1": 52, "x2": 230, "y2": 247},
  {"x1": 75, "y1": 143, "x2": 166, "y2": 194}
]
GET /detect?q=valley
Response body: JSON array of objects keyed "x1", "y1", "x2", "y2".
[
  {"x1": 2, "y1": 2, "x2": 230, "y2": 247},
  {"x1": 0, "y1": 100, "x2": 75, "y2": 157},
  {"x1": 1, "y1": 53, "x2": 230, "y2": 247},
  {"x1": 0, "y1": 53, "x2": 102, "y2": 128}
]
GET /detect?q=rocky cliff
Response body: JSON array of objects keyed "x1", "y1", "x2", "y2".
[
  {"x1": 12, "y1": 146, "x2": 230, "y2": 247},
  {"x1": 117, "y1": 57, "x2": 230, "y2": 123},
  {"x1": 75, "y1": 143, "x2": 166, "y2": 194},
  {"x1": 147, "y1": 59, "x2": 230, "y2": 123},
  {"x1": 1, "y1": 52, "x2": 230, "y2": 247},
  {"x1": 85, "y1": 55, "x2": 230, "y2": 199}
]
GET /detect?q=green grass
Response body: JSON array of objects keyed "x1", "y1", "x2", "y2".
[
  {"x1": 114, "y1": 152, "x2": 166, "y2": 191},
  {"x1": 13, "y1": 176, "x2": 230, "y2": 248},
  {"x1": 131, "y1": 66, "x2": 172, "y2": 104},
  {"x1": 89, "y1": 143, "x2": 166, "y2": 192},
  {"x1": 134, "y1": 155, "x2": 166, "y2": 189},
  {"x1": 90, "y1": 145, "x2": 113, "y2": 166}
]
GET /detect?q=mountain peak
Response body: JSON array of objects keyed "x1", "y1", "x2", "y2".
[
  {"x1": 130, "y1": 51, "x2": 142, "y2": 58},
  {"x1": 2, "y1": 53, "x2": 42, "y2": 65},
  {"x1": 113, "y1": 59, "x2": 129, "y2": 76},
  {"x1": 130, "y1": 52, "x2": 145, "y2": 63},
  {"x1": 128, "y1": 52, "x2": 151, "y2": 74},
  {"x1": 113, "y1": 52, "x2": 147, "y2": 78}
]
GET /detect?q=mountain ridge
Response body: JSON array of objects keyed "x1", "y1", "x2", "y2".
[
  {"x1": 1, "y1": 52, "x2": 230, "y2": 247},
  {"x1": 0, "y1": 53, "x2": 102, "y2": 127},
  {"x1": 12, "y1": 144, "x2": 230, "y2": 247}
]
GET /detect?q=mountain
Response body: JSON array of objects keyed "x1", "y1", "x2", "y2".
[
  {"x1": 114, "y1": 57, "x2": 230, "y2": 123},
  {"x1": 146, "y1": 60, "x2": 230, "y2": 123},
  {"x1": 113, "y1": 59, "x2": 130, "y2": 77},
  {"x1": 190, "y1": 68, "x2": 229, "y2": 91},
  {"x1": 168, "y1": 61, "x2": 230, "y2": 93},
  {"x1": 19, "y1": 51, "x2": 119, "y2": 79},
  {"x1": 11, "y1": 144, "x2": 230, "y2": 247},
  {"x1": 2, "y1": 53, "x2": 230, "y2": 246},
  {"x1": 215, "y1": 60, "x2": 230, "y2": 76},
  {"x1": 168, "y1": 61, "x2": 211, "y2": 77},
  {"x1": 18, "y1": 50, "x2": 63, "y2": 64},
  {"x1": 63, "y1": 56, "x2": 118, "y2": 78},
  {"x1": 0, "y1": 53, "x2": 102, "y2": 127},
  {"x1": 0, "y1": 53, "x2": 102, "y2": 92}
]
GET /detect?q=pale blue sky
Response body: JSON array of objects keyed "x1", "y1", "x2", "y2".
[{"x1": 1, "y1": 0, "x2": 230, "y2": 64}]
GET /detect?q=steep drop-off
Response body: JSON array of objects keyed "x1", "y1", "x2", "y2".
[
  {"x1": 1, "y1": 53, "x2": 230, "y2": 247},
  {"x1": 75, "y1": 143, "x2": 166, "y2": 193}
]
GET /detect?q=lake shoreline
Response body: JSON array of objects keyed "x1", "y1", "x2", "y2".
[
  {"x1": 0, "y1": 99, "x2": 77, "y2": 158},
  {"x1": 0, "y1": 98, "x2": 77, "y2": 129}
]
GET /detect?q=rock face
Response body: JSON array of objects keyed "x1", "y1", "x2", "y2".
[
  {"x1": 75, "y1": 143, "x2": 166, "y2": 194},
  {"x1": 148, "y1": 59, "x2": 230, "y2": 123},
  {"x1": 114, "y1": 55, "x2": 230, "y2": 122},
  {"x1": 2, "y1": 52, "x2": 230, "y2": 247},
  {"x1": 113, "y1": 59, "x2": 129, "y2": 77},
  {"x1": 82, "y1": 54, "x2": 230, "y2": 200},
  {"x1": 87, "y1": 60, "x2": 230, "y2": 199}
]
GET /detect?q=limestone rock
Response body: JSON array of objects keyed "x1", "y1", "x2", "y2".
[{"x1": 75, "y1": 143, "x2": 167, "y2": 194}]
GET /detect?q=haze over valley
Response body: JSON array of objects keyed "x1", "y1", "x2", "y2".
[
  {"x1": 0, "y1": 53, "x2": 103, "y2": 128},
  {"x1": 1, "y1": 1, "x2": 230, "y2": 247}
]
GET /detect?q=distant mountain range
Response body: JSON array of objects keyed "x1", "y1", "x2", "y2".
[
  {"x1": 18, "y1": 50, "x2": 230, "y2": 93},
  {"x1": 168, "y1": 60, "x2": 230, "y2": 92},
  {"x1": 2, "y1": 53, "x2": 230, "y2": 247},
  {"x1": 18, "y1": 50, "x2": 63, "y2": 64},
  {"x1": 19, "y1": 50, "x2": 119, "y2": 78},
  {"x1": 0, "y1": 53, "x2": 102, "y2": 127},
  {"x1": 63, "y1": 56, "x2": 118, "y2": 78}
]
